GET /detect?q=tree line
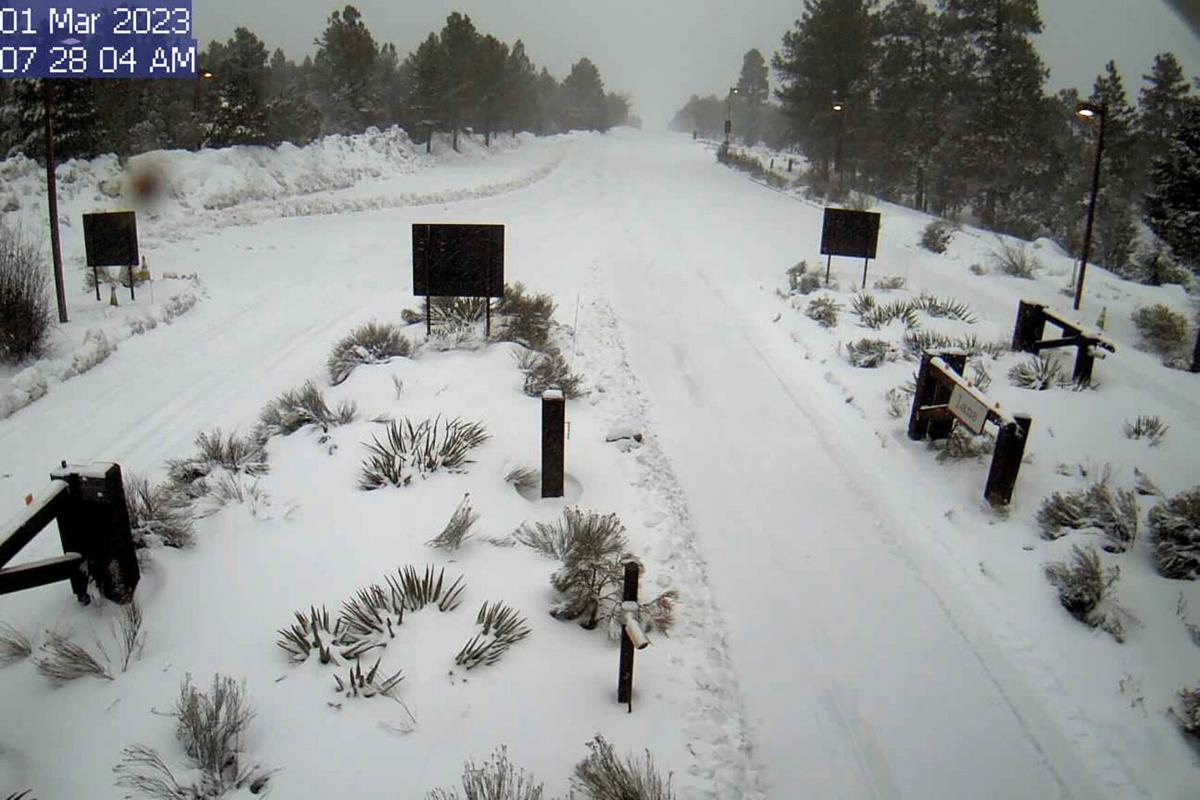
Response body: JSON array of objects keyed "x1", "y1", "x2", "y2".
[
  {"x1": 0, "y1": 6, "x2": 632, "y2": 162},
  {"x1": 673, "y1": 0, "x2": 1199, "y2": 281}
]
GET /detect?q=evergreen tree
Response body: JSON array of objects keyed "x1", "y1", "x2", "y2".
[
  {"x1": 736, "y1": 49, "x2": 770, "y2": 144},
  {"x1": 440, "y1": 12, "x2": 481, "y2": 151},
  {"x1": 773, "y1": 0, "x2": 877, "y2": 176},
  {"x1": 561, "y1": 58, "x2": 607, "y2": 131},
  {"x1": 404, "y1": 32, "x2": 445, "y2": 150},
  {"x1": 1086, "y1": 61, "x2": 1139, "y2": 273},
  {"x1": 1136, "y1": 53, "x2": 1192, "y2": 191},
  {"x1": 473, "y1": 34, "x2": 510, "y2": 145},
  {"x1": 604, "y1": 92, "x2": 631, "y2": 129},
  {"x1": 534, "y1": 67, "x2": 562, "y2": 134},
  {"x1": 265, "y1": 49, "x2": 321, "y2": 147},
  {"x1": 313, "y1": 5, "x2": 381, "y2": 134},
  {"x1": 6, "y1": 80, "x2": 102, "y2": 161},
  {"x1": 504, "y1": 40, "x2": 539, "y2": 133},
  {"x1": 1144, "y1": 104, "x2": 1200, "y2": 269},
  {"x1": 206, "y1": 28, "x2": 271, "y2": 148}
]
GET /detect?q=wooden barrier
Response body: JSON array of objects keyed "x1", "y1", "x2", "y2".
[
  {"x1": 908, "y1": 351, "x2": 1032, "y2": 507},
  {"x1": 1012, "y1": 300, "x2": 1116, "y2": 384},
  {"x1": 0, "y1": 462, "x2": 139, "y2": 604}
]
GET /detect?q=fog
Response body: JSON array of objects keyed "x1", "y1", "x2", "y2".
[{"x1": 196, "y1": 0, "x2": 1200, "y2": 128}]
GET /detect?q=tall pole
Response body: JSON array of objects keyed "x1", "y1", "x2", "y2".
[
  {"x1": 725, "y1": 87, "x2": 738, "y2": 147},
  {"x1": 1074, "y1": 104, "x2": 1106, "y2": 311},
  {"x1": 834, "y1": 108, "x2": 845, "y2": 191},
  {"x1": 43, "y1": 82, "x2": 68, "y2": 324}
]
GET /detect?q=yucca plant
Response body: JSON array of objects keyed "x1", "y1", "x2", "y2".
[
  {"x1": 428, "y1": 494, "x2": 479, "y2": 551},
  {"x1": 455, "y1": 602, "x2": 532, "y2": 669},
  {"x1": 902, "y1": 331, "x2": 1007, "y2": 360},
  {"x1": 1123, "y1": 415, "x2": 1169, "y2": 446},
  {"x1": 257, "y1": 380, "x2": 357, "y2": 439},
  {"x1": 277, "y1": 605, "x2": 341, "y2": 664},
  {"x1": 125, "y1": 473, "x2": 195, "y2": 548},
  {"x1": 332, "y1": 657, "x2": 404, "y2": 699},
  {"x1": 911, "y1": 292, "x2": 977, "y2": 323},
  {"x1": 1008, "y1": 355, "x2": 1070, "y2": 390},
  {"x1": 359, "y1": 416, "x2": 490, "y2": 490}
]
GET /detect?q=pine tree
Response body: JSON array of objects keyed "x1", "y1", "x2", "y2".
[
  {"x1": 736, "y1": 49, "x2": 770, "y2": 144},
  {"x1": 440, "y1": 12, "x2": 481, "y2": 151},
  {"x1": 504, "y1": 40, "x2": 538, "y2": 133},
  {"x1": 1144, "y1": 104, "x2": 1200, "y2": 270},
  {"x1": 561, "y1": 58, "x2": 607, "y2": 131},
  {"x1": 534, "y1": 67, "x2": 562, "y2": 134},
  {"x1": 206, "y1": 28, "x2": 270, "y2": 148},
  {"x1": 1136, "y1": 53, "x2": 1192, "y2": 192},
  {"x1": 773, "y1": 0, "x2": 877, "y2": 176},
  {"x1": 404, "y1": 32, "x2": 445, "y2": 151},
  {"x1": 264, "y1": 49, "x2": 321, "y2": 147},
  {"x1": 1087, "y1": 61, "x2": 1140, "y2": 274},
  {"x1": 313, "y1": 5, "x2": 381, "y2": 134},
  {"x1": 473, "y1": 34, "x2": 509, "y2": 145}
]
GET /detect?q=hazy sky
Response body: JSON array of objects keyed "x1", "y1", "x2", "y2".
[{"x1": 196, "y1": 0, "x2": 1200, "y2": 127}]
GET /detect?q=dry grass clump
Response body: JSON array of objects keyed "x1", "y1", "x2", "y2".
[
  {"x1": 428, "y1": 494, "x2": 479, "y2": 551},
  {"x1": 454, "y1": 602, "x2": 532, "y2": 669},
  {"x1": 125, "y1": 473, "x2": 195, "y2": 548},
  {"x1": 1045, "y1": 545, "x2": 1131, "y2": 642},
  {"x1": 328, "y1": 321, "x2": 412, "y2": 385},
  {"x1": 33, "y1": 630, "x2": 112, "y2": 684},
  {"x1": 0, "y1": 621, "x2": 33, "y2": 665},
  {"x1": 988, "y1": 239, "x2": 1040, "y2": 278},
  {"x1": 513, "y1": 347, "x2": 584, "y2": 398},
  {"x1": 572, "y1": 735, "x2": 675, "y2": 800},
  {"x1": 257, "y1": 380, "x2": 357, "y2": 439},
  {"x1": 1149, "y1": 487, "x2": 1200, "y2": 580},
  {"x1": 1130, "y1": 304, "x2": 1189, "y2": 355},
  {"x1": 426, "y1": 746, "x2": 546, "y2": 800},
  {"x1": 1036, "y1": 469, "x2": 1139, "y2": 553}
]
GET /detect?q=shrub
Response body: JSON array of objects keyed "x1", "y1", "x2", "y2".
[
  {"x1": 902, "y1": 332, "x2": 1007, "y2": 360},
  {"x1": 0, "y1": 621, "x2": 33, "y2": 665},
  {"x1": 572, "y1": 735, "x2": 674, "y2": 800},
  {"x1": 166, "y1": 429, "x2": 268, "y2": 498},
  {"x1": 257, "y1": 381, "x2": 357, "y2": 439},
  {"x1": 1130, "y1": 304, "x2": 1189, "y2": 355},
  {"x1": 1036, "y1": 470, "x2": 1139, "y2": 552},
  {"x1": 428, "y1": 494, "x2": 478, "y2": 551},
  {"x1": 34, "y1": 630, "x2": 112, "y2": 684},
  {"x1": 805, "y1": 296, "x2": 840, "y2": 329},
  {"x1": 496, "y1": 282, "x2": 556, "y2": 350},
  {"x1": 844, "y1": 338, "x2": 896, "y2": 368},
  {"x1": 504, "y1": 466, "x2": 539, "y2": 493},
  {"x1": 454, "y1": 602, "x2": 532, "y2": 669},
  {"x1": 431, "y1": 297, "x2": 487, "y2": 326},
  {"x1": 919, "y1": 220, "x2": 956, "y2": 254},
  {"x1": 335, "y1": 566, "x2": 466, "y2": 660},
  {"x1": 988, "y1": 239, "x2": 1040, "y2": 278},
  {"x1": 786, "y1": 261, "x2": 812, "y2": 293},
  {"x1": 1123, "y1": 415, "x2": 1169, "y2": 446},
  {"x1": 276, "y1": 605, "x2": 340, "y2": 665},
  {"x1": 910, "y1": 293, "x2": 976, "y2": 323},
  {"x1": 328, "y1": 322, "x2": 411, "y2": 385},
  {"x1": 851, "y1": 294, "x2": 919, "y2": 330},
  {"x1": 873, "y1": 275, "x2": 906, "y2": 291},
  {"x1": 0, "y1": 221, "x2": 52, "y2": 364},
  {"x1": 427, "y1": 746, "x2": 545, "y2": 800},
  {"x1": 115, "y1": 675, "x2": 272, "y2": 798},
  {"x1": 516, "y1": 507, "x2": 626, "y2": 562},
  {"x1": 125, "y1": 474, "x2": 195, "y2": 548},
  {"x1": 969, "y1": 361, "x2": 993, "y2": 393},
  {"x1": 1008, "y1": 356, "x2": 1070, "y2": 390},
  {"x1": 929, "y1": 427, "x2": 995, "y2": 463},
  {"x1": 1148, "y1": 487, "x2": 1200, "y2": 580},
  {"x1": 61, "y1": 329, "x2": 115, "y2": 379},
  {"x1": 359, "y1": 416, "x2": 489, "y2": 490},
  {"x1": 884, "y1": 384, "x2": 914, "y2": 418},
  {"x1": 1045, "y1": 545, "x2": 1129, "y2": 642},
  {"x1": 513, "y1": 347, "x2": 584, "y2": 398},
  {"x1": 1174, "y1": 686, "x2": 1200, "y2": 737}
]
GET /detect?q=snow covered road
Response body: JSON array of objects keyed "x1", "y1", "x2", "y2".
[{"x1": 1, "y1": 130, "x2": 1131, "y2": 797}]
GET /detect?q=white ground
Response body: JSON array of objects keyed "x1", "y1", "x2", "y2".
[{"x1": 1, "y1": 129, "x2": 1197, "y2": 798}]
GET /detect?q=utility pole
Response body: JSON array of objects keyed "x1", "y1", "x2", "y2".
[
  {"x1": 43, "y1": 81, "x2": 68, "y2": 324},
  {"x1": 1074, "y1": 102, "x2": 1107, "y2": 311}
]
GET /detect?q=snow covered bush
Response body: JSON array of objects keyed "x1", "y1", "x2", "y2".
[
  {"x1": 0, "y1": 220, "x2": 52, "y2": 364},
  {"x1": 988, "y1": 239, "x2": 1040, "y2": 278},
  {"x1": 257, "y1": 380, "x2": 357, "y2": 439},
  {"x1": 1036, "y1": 470, "x2": 1139, "y2": 553},
  {"x1": 1173, "y1": 685, "x2": 1200, "y2": 737},
  {"x1": 805, "y1": 296, "x2": 840, "y2": 329},
  {"x1": 902, "y1": 332, "x2": 1007, "y2": 360},
  {"x1": 428, "y1": 494, "x2": 478, "y2": 551},
  {"x1": 910, "y1": 293, "x2": 977, "y2": 323},
  {"x1": 125, "y1": 473, "x2": 195, "y2": 548},
  {"x1": 1008, "y1": 355, "x2": 1070, "y2": 390},
  {"x1": 929, "y1": 427, "x2": 995, "y2": 463},
  {"x1": 919, "y1": 220, "x2": 956, "y2": 254},
  {"x1": 504, "y1": 466, "x2": 539, "y2": 494},
  {"x1": 166, "y1": 429, "x2": 269, "y2": 500},
  {"x1": 333, "y1": 566, "x2": 465, "y2": 664},
  {"x1": 0, "y1": 621, "x2": 33, "y2": 665},
  {"x1": 114, "y1": 674, "x2": 272, "y2": 798},
  {"x1": 874, "y1": 275, "x2": 906, "y2": 291},
  {"x1": 454, "y1": 601, "x2": 532, "y2": 669},
  {"x1": 851, "y1": 293, "x2": 919, "y2": 330},
  {"x1": 787, "y1": 261, "x2": 820, "y2": 295},
  {"x1": 431, "y1": 297, "x2": 488, "y2": 326},
  {"x1": 884, "y1": 383, "x2": 915, "y2": 418},
  {"x1": 1044, "y1": 545, "x2": 1130, "y2": 642},
  {"x1": 327, "y1": 321, "x2": 412, "y2": 385},
  {"x1": 513, "y1": 347, "x2": 584, "y2": 398},
  {"x1": 426, "y1": 746, "x2": 545, "y2": 800},
  {"x1": 844, "y1": 338, "x2": 897, "y2": 368},
  {"x1": 1148, "y1": 487, "x2": 1200, "y2": 580},
  {"x1": 1130, "y1": 304, "x2": 1189, "y2": 355},
  {"x1": 60, "y1": 329, "x2": 116, "y2": 379},
  {"x1": 1123, "y1": 415, "x2": 1169, "y2": 446},
  {"x1": 496, "y1": 282, "x2": 556, "y2": 350},
  {"x1": 276, "y1": 605, "x2": 340, "y2": 665},
  {"x1": 359, "y1": 416, "x2": 490, "y2": 490},
  {"x1": 572, "y1": 735, "x2": 675, "y2": 800}
]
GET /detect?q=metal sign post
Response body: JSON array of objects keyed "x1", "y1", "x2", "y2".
[
  {"x1": 819, "y1": 208, "x2": 881, "y2": 288},
  {"x1": 412, "y1": 223, "x2": 506, "y2": 337},
  {"x1": 83, "y1": 211, "x2": 139, "y2": 303}
]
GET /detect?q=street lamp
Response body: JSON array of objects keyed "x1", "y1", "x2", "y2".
[
  {"x1": 725, "y1": 86, "x2": 739, "y2": 146},
  {"x1": 193, "y1": 67, "x2": 216, "y2": 149},
  {"x1": 832, "y1": 96, "x2": 846, "y2": 191},
  {"x1": 1073, "y1": 100, "x2": 1107, "y2": 311}
]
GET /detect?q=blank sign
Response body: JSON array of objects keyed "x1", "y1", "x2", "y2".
[
  {"x1": 83, "y1": 211, "x2": 139, "y2": 267},
  {"x1": 412, "y1": 223, "x2": 505, "y2": 298},
  {"x1": 820, "y1": 208, "x2": 881, "y2": 259}
]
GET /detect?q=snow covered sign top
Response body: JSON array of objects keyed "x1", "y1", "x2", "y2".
[
  {"x1": 820, "y1": 208, "x2": 881, "y2": 260},
  {"x1": 412, "y1": 224, "x2": 505, "y2": 298},
  {"x1": 82, "y1": 210, "x2": 138, "y2": 267}
]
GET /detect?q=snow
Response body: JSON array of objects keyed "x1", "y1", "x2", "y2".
[{"x1": 1, "y1": 129, "x2": 1198, "y2": 798}]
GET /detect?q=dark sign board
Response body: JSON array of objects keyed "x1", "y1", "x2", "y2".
[
  {"x1": 412, "y1": 224, "x2": 505, "y2": 298},
  {"x1": 83, "y1": 211, "x2": 139, "y2": 267},
  {"x1": 820, "y1": 208, "x2": 881, "y2": 260}
]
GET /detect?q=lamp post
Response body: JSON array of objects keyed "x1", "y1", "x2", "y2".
[
  {"x1": 1074, "y1": 100, "x2": 1107, "y2": 311},
  {"x1": 42, "y1": 81, "x2": 68, "y2": 323},
  {"x1": 832, "y1": 96, "x2": 846, "y2": 191},
  {"x1": 725, "y1": 86, "x2": 739, "y2": 146},
  {"x1": 193, "y1": 67, "x2": 215, "y2": 149}
]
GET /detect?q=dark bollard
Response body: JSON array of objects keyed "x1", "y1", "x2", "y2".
[
  {"x1": 50, "y1": 462, "x2": 139, "y2": 603},
  {"x1": 617, "y1": 560, "x2": 648, "y2": 712},
  {"x1": 1012, "y1": 300, "x2": 1047, "y2": 353},
  {"x1": 1191, "y1": 326, "x2": 1200, "y2": 374},
  {"x1": 541, "y1": 390, "x2": 565, "y2": 498},
  {"x1": 984, "y1": 414, "x2": 1032, "y2": 507}
]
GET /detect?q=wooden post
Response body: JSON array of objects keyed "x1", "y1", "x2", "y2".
[
  {"x1": 825, "y1": 254, "x2": 833, "y2": 285},
  {"x1": 617, "y1": 561, "x2": 639, "y2": 711},
  {"x1": 1191, "y1": 326, "x2": 1200, "y2": 374},
  {"x1": 984, "y1": 414, "x2": 1032, "y2": 507},
  {"x1": 425, "y1": 296, "x2": 432, "y2": 337},
  {"x1": 1072, "y1": 342, "x2": 1096, "y2": 386},
  {"x1": 1012, "y1": 300, "x2": 1046, "y2": 353},
  {"x1": 907, "y1": 352, "x2": 938, "y2": 441},
  {"x1": 861, "y1": 257, "x2": 869, "y2": 291},
  {"x1": 541, "y1": 390, "x2": 565, "y2": 498},
  {"x1": 485, "y1": 298, "x2": 492, "y2": 338},
  {"x1": 928, "y1": 352, "x2": 966, "y2": 441},
  {"x1": 51, "y1": 463, "x2": 139, "y2": 603},
  {"x1": 44, "y1": 82, "x2": 68, "y2": 324}
]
